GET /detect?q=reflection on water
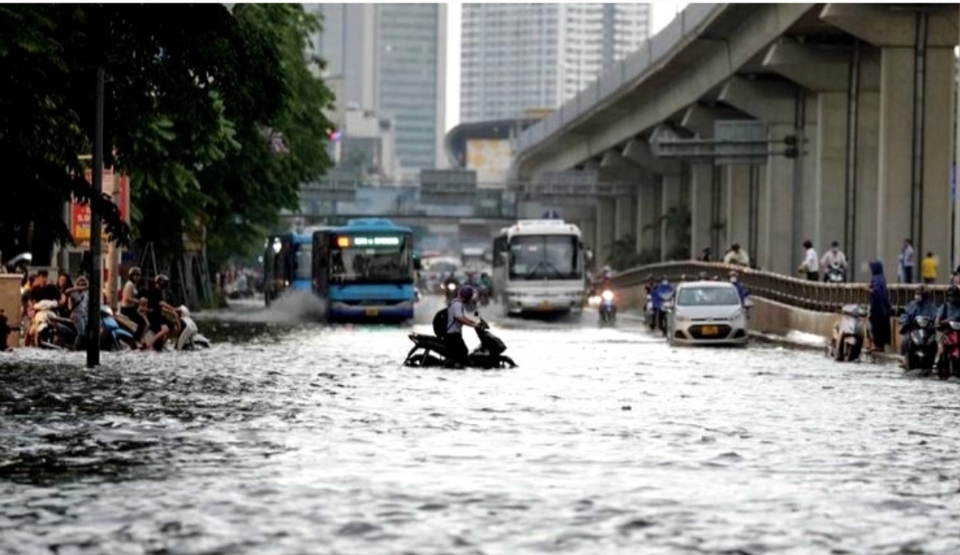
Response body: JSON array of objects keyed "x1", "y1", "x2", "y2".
[{"x1": 3, "y1": 309, "x2": 960, "y2": 554}]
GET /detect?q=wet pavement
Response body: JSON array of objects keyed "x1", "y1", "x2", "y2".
[{"x1": 2, "y1": 294, "x2": 960, "y2": 554}]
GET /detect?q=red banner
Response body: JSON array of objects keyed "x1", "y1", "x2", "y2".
[{"x1": 71, "y1": 169, "x2": 130, "y2": 243}]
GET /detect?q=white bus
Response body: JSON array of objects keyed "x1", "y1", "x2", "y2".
[{"x1": 492, "y1": 219, "x2": 587, "y2": 316}]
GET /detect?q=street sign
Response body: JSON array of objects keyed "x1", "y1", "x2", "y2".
[{"x1": 71, "y1": 169, "x2": 130, "y2": 244}]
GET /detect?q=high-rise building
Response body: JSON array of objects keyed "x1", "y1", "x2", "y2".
[
  {"x1": 460, "y1": 3, "x2": 650, "y2": 124},
  {"x1": 306, "y1": 3, "x2": 447, "y2": 175}
]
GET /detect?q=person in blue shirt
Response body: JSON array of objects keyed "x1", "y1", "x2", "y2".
[
  {"x1": 650, "y1": 275, "x2": 674, "y2": 336},
  {"x1": 899, "y1": 285, "x2": 938, "y2": 356},
  {"x1": 729, "y1": 271, "x2": 750, "y2": 304}
]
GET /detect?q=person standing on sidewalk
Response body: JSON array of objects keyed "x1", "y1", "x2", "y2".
[
  {"x1": 921, "y1": 251, "x2": 938, "y2": 284},
  {"x1": 900, "y1": 239, "x2": 915, "y2": 283},
  {"x1": 799, "y1": 240, "x2": 820, "y2": 281}
]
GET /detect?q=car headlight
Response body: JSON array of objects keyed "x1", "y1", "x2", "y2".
[
  {"x1": 674, "y1": 315, "x2": 690, "y2": 323},
  {"x1": 601, "y1": 290, "x2": 614, "y2": 301}
]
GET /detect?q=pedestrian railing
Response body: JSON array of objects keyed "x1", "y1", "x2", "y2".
[{"x1": 610, "y1": 261, "x2": 941, "y2": 313}]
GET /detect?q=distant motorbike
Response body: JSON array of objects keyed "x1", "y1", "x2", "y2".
[
  {"x1": 443, "y1": 281, "x2": 458, "y2": 303},
  {"x1": 404, "y1": 312, "x2": 516, "y2": 369},
  {"x1": 476, "y1": 286, "x2": 491, "y2": 307},
  {"x1": 598, "y1": 289, "x2": 616, "y2": 325},
  {"x1": 175, "y1": 305, "x2": 210, "y2": 350},
  {"x1": 935, "y1": 320, "x2": 960, "y2": 380},
  {"x1": 900, "y1": 314, "x2": 937, "y2": 373},
  {"x1": 829, "y1": 304, "x2": 865, "y2": 362},
  {"x1": 825, "y1": 262, "x2": 846, "y2": 283}
]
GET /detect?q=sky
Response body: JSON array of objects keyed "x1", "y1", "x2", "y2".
[{"x1": 444, "y1": 2, "x2": 687, "y2": 132}]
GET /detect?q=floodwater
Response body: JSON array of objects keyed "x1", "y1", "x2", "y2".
[{"x1": 2, "y1": 294, "x2": 960, "y2": 555}]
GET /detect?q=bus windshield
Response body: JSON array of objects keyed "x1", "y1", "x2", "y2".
[
  {"x1": 508, "y1": 235, "x2": 581, "y2": 280},
  {"x1": 328, "y1": 233, "x2": 413, "y2": 284},
  {"x1": 293, "y1": 244, "x2": 312, "y2": 281}
]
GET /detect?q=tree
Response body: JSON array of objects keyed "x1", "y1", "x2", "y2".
[{"x1": 0, "y1": 4, "x2": 334, "y2": 268}]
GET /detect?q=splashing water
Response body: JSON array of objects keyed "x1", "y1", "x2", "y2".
[{"x1": 196, "y1": 291, "x2": 327, "y2": 324}]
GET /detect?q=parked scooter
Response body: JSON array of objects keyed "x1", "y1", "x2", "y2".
[
  {"x1": 828, "y1": 304, "x2": 865, "y2": 362},
  {"x1": 935, "y1": 320, "x2": 960, "y2": 380},
  {"x1": 900, "y1": 314, "x2": 937, "y2": 373},
  {"x1": 3, "y1": 252, "x2": 32, "y2": 274},
  {"x1": 175, "y1": 306, "x2": 210, "y2": 350},
  {"x1": 99, "y1": 306, "x2": 137, "y2": 351},
  {"x1": 598, "y1": 289, "x2": 616, "y2": 325}
]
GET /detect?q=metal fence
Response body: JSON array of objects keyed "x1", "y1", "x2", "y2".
[{"x1": 611, "y1": 261, "x2": 943, "y2": 313}]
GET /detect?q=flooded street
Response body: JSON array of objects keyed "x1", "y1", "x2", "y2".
[{"x1": 3, "y1": 297, "x2": 960, "y2": 554}]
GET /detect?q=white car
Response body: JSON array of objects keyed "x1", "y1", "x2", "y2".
[{"x1": 664, "y1": 281, "x2": 749, "y2": 346}]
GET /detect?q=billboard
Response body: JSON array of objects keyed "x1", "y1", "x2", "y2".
[
  {"x1": 71, "y1": 168, "x2": 130, "y2": 244},
  {"x1": 465, "y1": 139, "x2": 513, "y2": 185}
]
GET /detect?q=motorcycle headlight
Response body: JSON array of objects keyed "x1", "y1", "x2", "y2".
[
  {"x1": 447, "y1": 283, "x2": 456, "y2": 291},
  {"x1": 601, "y1": 290, "x2": 614, "y2": 301},
  {"x1": 916, "y1": 316, "x2": 930, "y2": 327}
]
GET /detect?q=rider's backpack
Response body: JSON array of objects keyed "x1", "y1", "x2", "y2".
[{"x1": 432, "y1": 308, "x2": 449, "y2": 338}]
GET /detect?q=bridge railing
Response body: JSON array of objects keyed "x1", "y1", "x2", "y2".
[{"x1": 611, "y1": 261, "x2": 943, "y2": 313}]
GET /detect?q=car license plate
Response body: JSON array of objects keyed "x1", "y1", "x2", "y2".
[
  {"x1": 538, "y1": 302, "x2": 551, "y2": 311},
  {"x1": 365, "y1": 308, "x2": 379, "y2": 317},
  {"x1": 701, "y1": 325, "x2": 719, "y2": 336}
]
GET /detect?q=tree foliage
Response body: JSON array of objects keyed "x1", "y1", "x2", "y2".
[{"x1": 0, "y1": 4, "x2": 333, "y2": 266}]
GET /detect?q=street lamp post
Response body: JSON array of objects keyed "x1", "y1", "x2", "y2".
[{"x1": 86, "y1": 67, "x2": 104, "y2": 368}]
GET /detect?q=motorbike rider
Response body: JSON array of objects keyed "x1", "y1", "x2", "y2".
[
  {"x1": 445, "y1": 285, "x2": 480, "y2": 366},
  {"x1": 144, "y1": 274, "x2": 178, "y2": 350},
  {"x1": 442, "y1": 271, "x2": 460, "y2": 292},
  {"x1": 120, "y1": 266, "x2": 146, "y2": 340},
  {"x1": 900, "y1": 284, "x2": 938, "y2": 356},
  {"x1": 650, "y1": 275, "x2": 674, "y2": 336},
  {"x1": 479, "y1": 272, "x2": 494, "y2": 296},
  {"x1": 820, "y1": 241, "x2": 848, "y2": 282},
  {"x1": 934, "y1": 284, "x2": 960, "y2": 366}
]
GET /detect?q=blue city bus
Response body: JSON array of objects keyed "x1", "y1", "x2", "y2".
[
  {"x1": 262, "y1": 228, "x2": 329, "y2": 306},
  {"x1": 312, "y1": 218, "x2": 420, "y2": 322}
]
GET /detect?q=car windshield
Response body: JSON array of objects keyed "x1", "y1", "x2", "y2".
[
  {"x1": 328, "y1": 233, "x2": 413, "y2": 284},
  {"x1": 508, "y1": 235, "x2": 581, "y2": 280},
  {"x1": 676, "y1": 286, "x2": 741, "y2": 307}
]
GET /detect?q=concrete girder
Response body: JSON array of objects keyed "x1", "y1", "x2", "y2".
[
  {"x1": 761, "y1": 40, "x2": 851, "y2": 92},
  {"x1": 621, "y1": 138, "x2": 681, "y2": 175},
  {"x1": 718, "y1": 76, "x2": 798, "y2": 124},
  {"x1": 583, "y1": 159, "x2": 601, "y2": 171},
  {"x1": 599, "y1": 150, "x2": 638, "y2": 170},
  {"x1": 819, "y1": 4, "x2": 959, "y2": 48},
  {"x1": 679, "y1": 104, "x2": 749, "y2": 138}
]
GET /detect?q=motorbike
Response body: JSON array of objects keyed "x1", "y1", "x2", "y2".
[
  {"x1": 825, "y1": 262, "x2": 846, "y2": 283},
  {"x1": 935, "y1": 320, "x2": 960, "y2": 380},
  {"x1": 3, "y1": 251, "x2": 31, "y2": 274},
  {"x1": 175, "y1": 305, "x2": 210, "y2": 350},
  {"x1": 651, "y1": 290, "x2": 673, "y2": 335},
  {"x1": 403, "y1": 312, "x2": 516, "y2": 369},
  {"x1": 100, "y1": 306, "x2": 137, "y2": 350},
  {"x1": 443, "y1": 281, "x2": 458, "y2": 303},
  {"x1": 900, "y1": 314, "x2": 937, "y2": 373},
  {"x1": 34, "y1": 300, "x2": 82, "y2": 349},
  {"x1": 598, "y1": 289, "x2": 616, "y2": 325},
  {"x1": 476, "y1": 286, "x2": 491, "y2": 307},
  {"x1": 828, "y1": 304, "x2": 865, "y2": 362}
]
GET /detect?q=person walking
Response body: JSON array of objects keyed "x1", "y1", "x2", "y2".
[
  {"x1": 900, "y1": 238, "x2": 915, "y2": 283},
  {"x1": 921, "y1": 251, "x2": 938, "y2": 285},
  {"x1": 799, "y1": 240, "x2": 819, "y2": 281},
  {"x1": 867, "y1": 260, "x2": 892, "y2": 353}
]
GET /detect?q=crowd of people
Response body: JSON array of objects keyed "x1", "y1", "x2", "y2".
[{"x1": 15, "y1": 266, "x2": 180, "y2": 350}]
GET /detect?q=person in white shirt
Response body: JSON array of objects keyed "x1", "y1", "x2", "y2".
[
  {"x1": 723, "y1": 243, "x2": 750, "y2": 266},
  {"x1": 799, "y1": 239, "x2": 819, "y2": 281},
  {"x1": 820, "y1": 241, "x2": 848, "y2": 281}
]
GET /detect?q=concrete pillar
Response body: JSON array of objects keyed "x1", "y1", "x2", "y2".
[
  {"x1": 614, "y1": 195, "x2": 636, "y2": 243},
  {"x1": 809, "y1": 92, "x2": 846, "y2": 254},
  {"x1": 661, "y1": 174, "x2": 682, "y2": 261},
  {"x1": 636, "y1": 181, "x2": 658, "y2": 253},
  {"x1": 724, "y1": 165, "x2": 751, "y2": 252},
  {"x1": 763, "y1": 123, "x2": 797, "y2": 275},
  {"x1": 690, "y1": 163, "x2": 713, "y2": 259},
  {"x1": 595, "y1": 198, "x2": 615, "y2": 264},
  {"x1": 877, "y1": 46, "x2": 953, "y2": 280}
]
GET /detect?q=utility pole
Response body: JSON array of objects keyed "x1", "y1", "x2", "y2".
[{"x1": 86, "y1": 67, "x2": 104, "y2": 368}]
